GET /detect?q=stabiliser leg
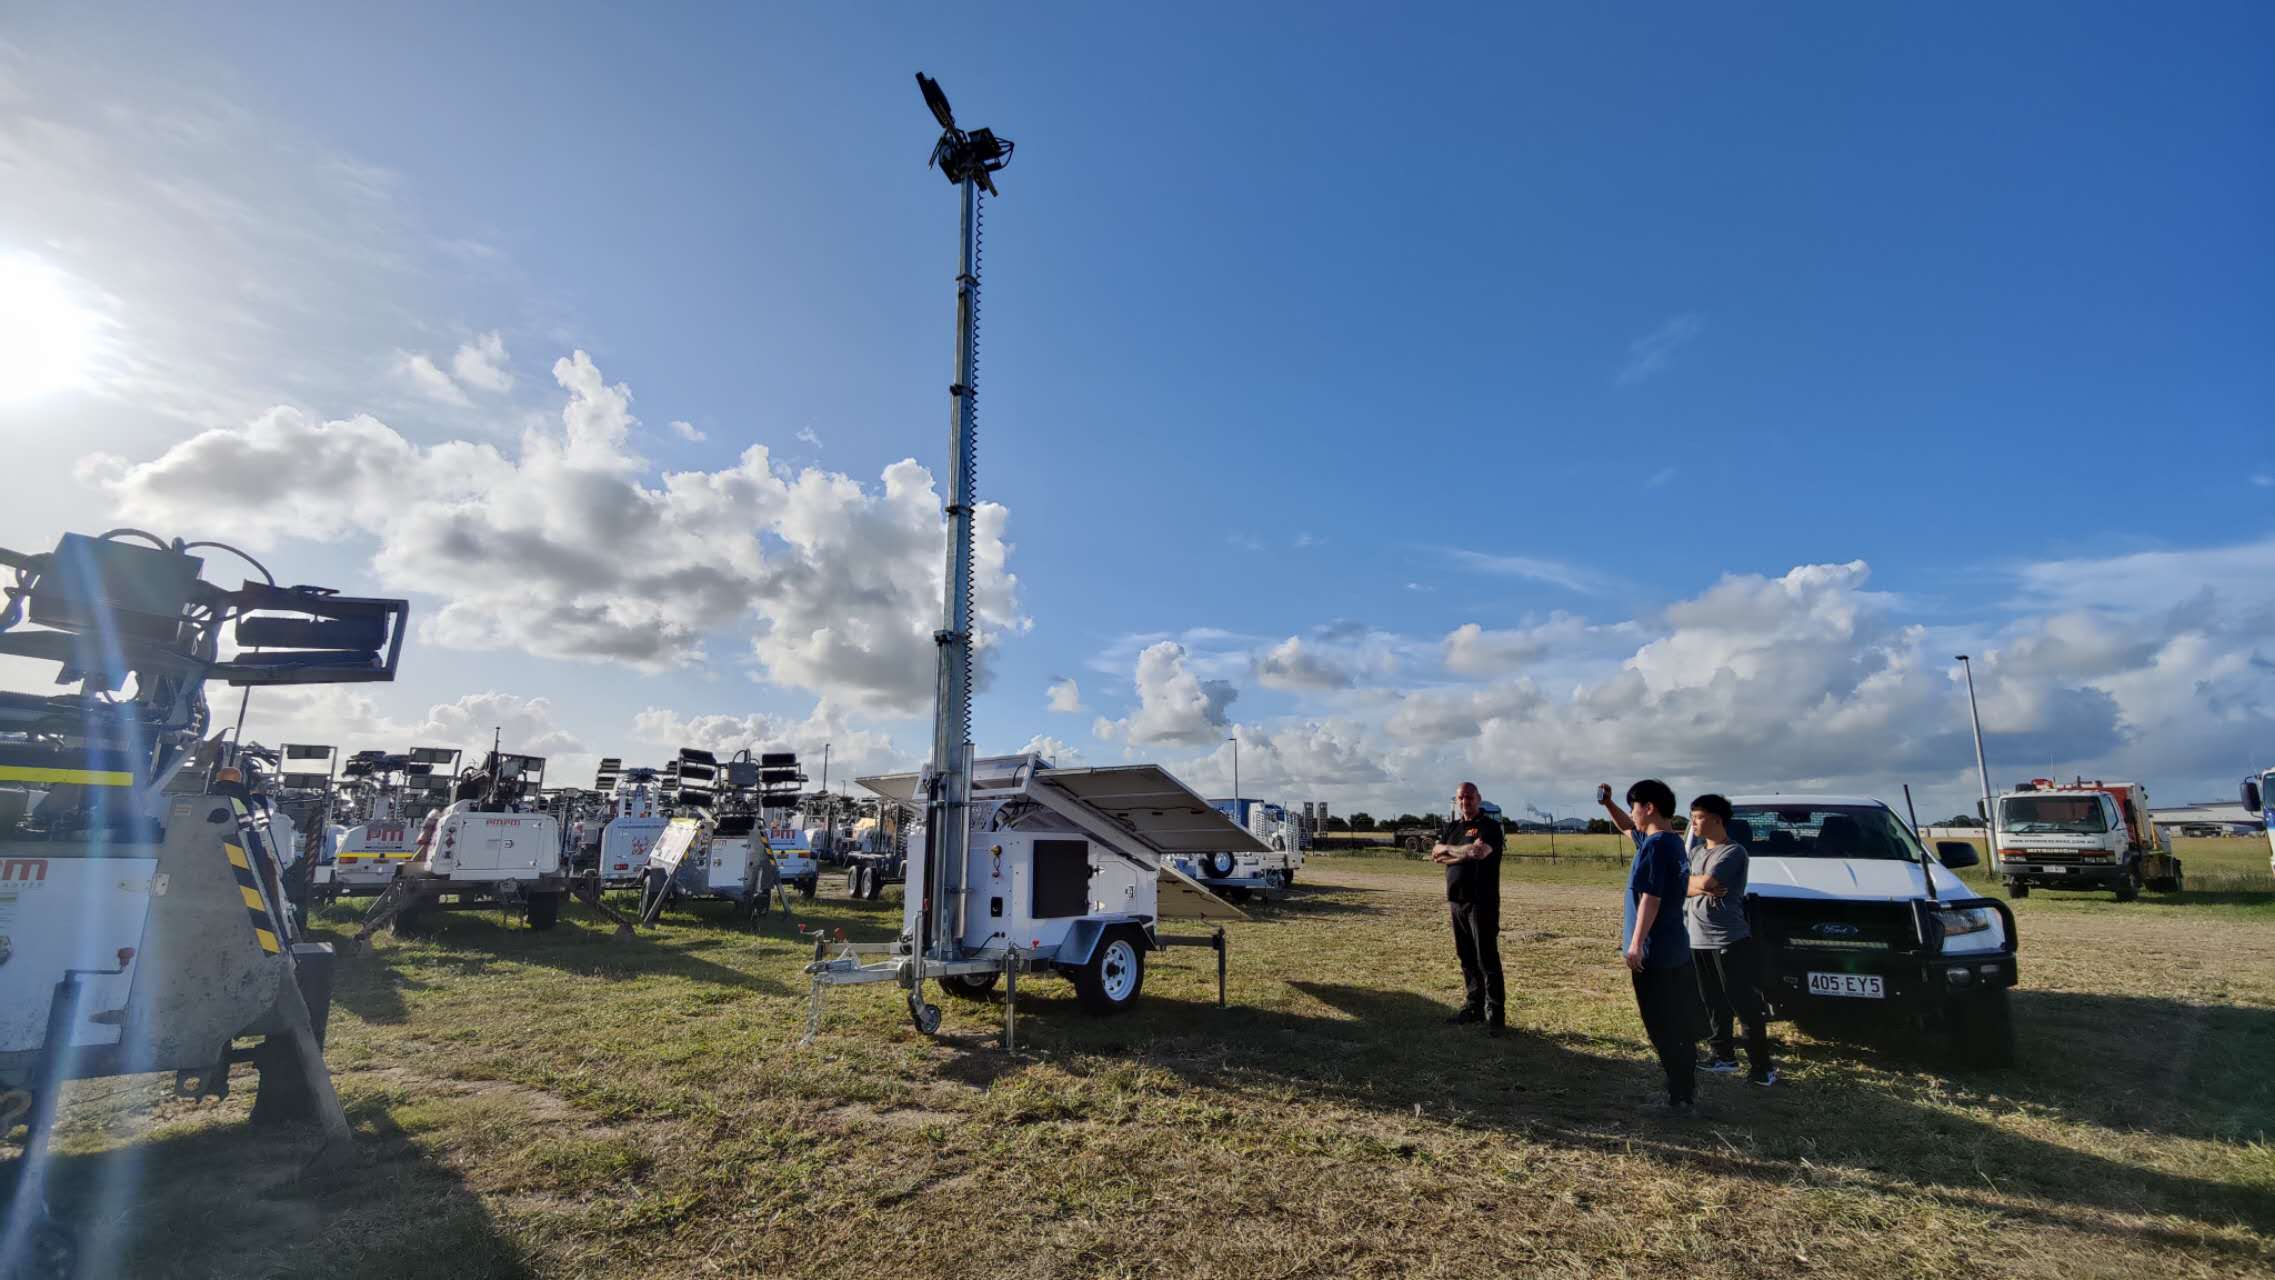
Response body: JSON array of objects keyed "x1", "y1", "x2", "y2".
[{"x1": 570, "y1": 873, "x2": 637, "y2": 940}]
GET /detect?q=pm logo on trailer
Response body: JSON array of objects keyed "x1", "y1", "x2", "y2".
[{"x1": 0, "y1": 858, "x2": 49, "y2": 886}]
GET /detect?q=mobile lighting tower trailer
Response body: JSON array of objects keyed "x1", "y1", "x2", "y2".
[
  {"x1": 803, "y1": 75, "x2": 1259, "y2": 1048},
  {"x1": 0, "y1": 529, "x2": 411, "y2": 1274}
]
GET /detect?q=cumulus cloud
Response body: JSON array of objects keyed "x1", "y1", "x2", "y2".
[
  {"x1": 397, "y1": 351, "x2": 471, "y2": 406},
  {"x1": 1253, "y1": 636, "x2": 1354, "y2": 691},
  {"x1": 84, "y1": 350, "x2": 1025, "y2": 712},
  {"x1": 1046, "y1": 677, "x2": 1085, "y2": 714},
  {"x1": 1095, "y1": 641, "x2": 1239, "y2": 746},
  {"x1": 668, "y1": 419, "x2": 706, "y2": 442},
  {"x1": 450, "y1": 330, "x2": 513, "y2": 392},
  {"x1": 1016, "y1": 734, "x2": 1084, "y2": 765}
]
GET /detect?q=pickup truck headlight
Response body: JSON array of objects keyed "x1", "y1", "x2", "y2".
[{"x1": 1933, "y1": 906, "x2": 2004, "y2": 954}]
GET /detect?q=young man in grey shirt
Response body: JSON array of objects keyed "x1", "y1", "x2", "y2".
[{"x1": 1686, "y1": 794, "x2": 1777, "y2": 1086}]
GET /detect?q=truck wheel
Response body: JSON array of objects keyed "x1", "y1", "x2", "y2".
[
  {"x1": 1949, "y1": 988, "x2": 2015, "y2": 1068},
  {"x1": 939, "y1": 972, "x2": 1000, "y2": 999},
  {"x1": 1071, "y1": 929, "x2": 1146, "y2": 1015},
  {"x1": 523, "y1": 891, "x2": 562, "y2": 931},
  {"x1": 2006, "y1": 882, "x2": 2029, "y2": 900}
]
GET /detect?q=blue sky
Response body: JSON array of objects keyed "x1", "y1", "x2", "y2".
[{"x1": 2, "y1": 3, "x2": 2269, "y2": 818}]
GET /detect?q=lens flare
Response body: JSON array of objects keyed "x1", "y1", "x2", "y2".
[{"x1": 0, "y1": 254, "x2": 102, "y2": 403}]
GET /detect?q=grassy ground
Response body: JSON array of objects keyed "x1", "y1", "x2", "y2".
[{"x1": 21, "y1": 853, "x2": 2275, "y2": 1279}]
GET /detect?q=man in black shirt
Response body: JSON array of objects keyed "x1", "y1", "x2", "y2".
[{"x1": 1434, "y1": 781, "x2": 1507, "y2": 1035}]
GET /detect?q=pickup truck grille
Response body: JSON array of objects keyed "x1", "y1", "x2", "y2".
[{"x1": 1751, "y1": 899, "x2": 1919, "y2": 955}]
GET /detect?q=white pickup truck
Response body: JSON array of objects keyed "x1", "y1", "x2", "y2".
[{"x1": 1728, "y1": 795, "x2": 2019, "y2": 1067}]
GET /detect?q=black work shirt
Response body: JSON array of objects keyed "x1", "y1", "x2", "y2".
[{"x1": 1440, "y1": 814, "x2": 1505, "y2": 905}]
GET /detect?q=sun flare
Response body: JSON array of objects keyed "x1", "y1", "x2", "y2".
[{"x1": 0, "y1": 253, "x2": 102, "y2": 403}]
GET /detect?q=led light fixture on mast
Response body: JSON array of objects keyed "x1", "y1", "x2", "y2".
[{"x1": 911, "y1": 71, "x2": 1014, "y2": 1033}]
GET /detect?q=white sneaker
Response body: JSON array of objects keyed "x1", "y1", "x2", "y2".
[
  {"x1": 1700, "y1": 1058, "x2": 1743, "y2": 1075},
  {"x1": 1748, "y1": 1068, "x2": 1780, "y2": 1087}
]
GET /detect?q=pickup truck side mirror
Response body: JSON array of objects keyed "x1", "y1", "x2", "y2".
[
  {"x1": 2243, "y1": 779, "x2": 2264, "y2": 813},
  {"x1": 1935, "y1": 840, "x2": 1980, "y2": 869}
]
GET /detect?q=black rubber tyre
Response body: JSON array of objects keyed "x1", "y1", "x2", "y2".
[
  {"x1": 1070, "y1": 928, "x2": 1146, "y2": 1015},
  {"x1": 1205, "y1": 851, "x2": 1238, "y2": 878},
  {"x1": 2006, "y1": 882, "x2": 2029, "y2": 900},
  {"x1": 847, "y1": 865, "x2": 868, "y2": 898},
  {"x1": 864, "y1": 870, "x2": 887, "y2": 902},
  {"x1": 1402, "y1": 835, "x2": 1428, "y2": 855},
  {"x1": 2114, "y1": 868, "x2": 2141, "y2": 903},
  {"x1": 938, "y1": 972, "x2": 1001, "y2": 999},
  {"x1": 523, "y1": 891, "x2": 562, "y2": 931},
  {"x1": 1949, "y1": 987, "x2": 2016, "y2": 1068},
  {"x1": 798, "y1": 877, "x2": 817, "y2": 900},
  {"x1": 732, "y1": 890, "x2": 761, "y2": 921}
]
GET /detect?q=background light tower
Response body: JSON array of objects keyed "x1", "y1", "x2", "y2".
[{"x1": 911, "y1": 73, "x2": 1014, "y2": 1029}]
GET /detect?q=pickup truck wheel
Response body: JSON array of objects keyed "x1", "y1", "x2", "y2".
[
  {"x1": 1070, "y1": 929, "x2": 1146, "y2": 1015},
  {"x1": 1949, "y1": 988, "x2": 2015, "y2": 1068},
  {"x1": 523, "y1": 891, "x2": 562, "y2": 931}
]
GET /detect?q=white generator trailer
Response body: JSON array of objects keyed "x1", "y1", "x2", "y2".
[
  {"x1": 804, "y1": 753, "x2": 1258, "y2": 1044},
  {"x1": 596, "y1": 765, "x2": 671, "y2": 889},
  {"x1": 637, "y1": 750, "x2": 806, "y2": 924},
  {"x1": 352, "y1": 751, "x2": 633, "y2": 939},
  {"x1": 321, "y1": 746, "x2": 460, "y2": 902},
  {"x1": 0, "y1": 529, "x2": 410, "y2": 1271}
]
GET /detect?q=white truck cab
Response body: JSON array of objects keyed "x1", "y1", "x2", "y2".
[
  {"x1": 1993, "y1": 778, "x2": 2182, "y2": 900},
  {"x1": 1728, "y1": 795, "x2": 2019, "y2": 1067}
]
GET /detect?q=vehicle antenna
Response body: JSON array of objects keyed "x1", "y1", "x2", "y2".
[{"x1": 1904, "y1": 783, "x2": 1938, "y2": 901}]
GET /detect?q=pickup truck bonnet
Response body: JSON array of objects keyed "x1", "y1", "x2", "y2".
[{"x1": 1750, "y1": 856, "x2": 1971, "y2": 901}]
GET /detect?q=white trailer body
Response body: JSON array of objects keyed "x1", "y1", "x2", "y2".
[
  {"x1": 420, "y1": 807, "x2": 562, "y2": 883},
  {"x1": 331, "y1": 816, "x2": 416, "y2": 894},
  {"x1": 599, "y1": 814, "x2": 669, "y2": 886},
  {"x1": 805, "y1": 755, "x2": 1260, "y2": 1035}
]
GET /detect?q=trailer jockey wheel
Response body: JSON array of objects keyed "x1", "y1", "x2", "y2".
[
  {"x1": 909, "y1": 994, "x2": 943, "y2": 1035},
  {"x1": 1072, "y1": 929, "x2": 1146, "y2": 1015}
]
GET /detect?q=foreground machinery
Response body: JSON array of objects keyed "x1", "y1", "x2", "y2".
[{"x1": 0, "y1": 529, "x2": 408, "y2": 1273}]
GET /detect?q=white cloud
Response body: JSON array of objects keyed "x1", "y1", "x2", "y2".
[
  {"x1": 397, "y1": 351, "x2": 471, "y2": 406},
  {"x1": 1046, "y1": 677, "x2": 1085, "y2": 714},
  {"x1": 1016, "y1": 734, "x2": 1084, "y2": 765},
  {"x1": 1445, "y1": 548, "x2": 1616, "y2": 596},
  {"x1": 84, "y1": 350, "x2": 1026, "y2": 712},
  {"x1": 1616, "y1": 313, "x2": 1702, "y2": 386},
  {"x1": 1253, "y1": 636, "x2": 1354, "y2": 691},
  {"x1": 669, "y1": 419, "x2": 706, "y2": 442},
  {"x1": 795, "y1": 427, "x2": 822, "y2": 449},
  {"x1": 450, "y1": 330, "x2": 514, "y2": 393},
  {"x1": 1094, "y1": 641, "x2": 1239, "y2": 746}
]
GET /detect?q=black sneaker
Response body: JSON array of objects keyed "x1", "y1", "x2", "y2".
[{"x1": 1446, "y1": 1007, "x2": 1483, "y2": 1026}]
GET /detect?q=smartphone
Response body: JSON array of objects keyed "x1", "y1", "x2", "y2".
[{"x1": 1596, "y1": 783, "x2": 1612, "y2": 806}]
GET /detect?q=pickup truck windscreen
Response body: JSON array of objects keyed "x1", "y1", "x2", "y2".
[
  {"x1": 1728, "y1": 804, "x2": 1927, "y2": 862},
  {"x1": 1997, "y1": 795, "x2": 2109, "y2": 834}
]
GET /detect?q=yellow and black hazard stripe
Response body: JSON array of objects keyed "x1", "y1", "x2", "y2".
[
  {"x1": 0, "y1": 744, "x2": 136, "y2": 788},
  {"x1": 222, "y1": 800, "x2": 283, "y2": 950}
]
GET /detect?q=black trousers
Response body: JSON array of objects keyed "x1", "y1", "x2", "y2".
[
  {"x1": 1630, "y1": 964, "x2": 1698, "y2": 1103},
  {"x1": 1449, "y1": 898, "x2": 1504, "y2": 1021},
  {"x1": 1693, "y1": 936, "x2": 1774, "y2": 1072}
]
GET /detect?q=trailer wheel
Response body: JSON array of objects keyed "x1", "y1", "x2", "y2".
[
  {"x1": 939, "y1": 972, "x2": 1000, "y2": 999},
  {"x1": 2114, "y1": 867, "x2": 2141, "y2": 903},
  {"x1": 1948, "y1": 987, "x2": 2015, "y2": 1068},
  {"x1": 798, "y1": 877, "x2": 817, "y2": 900},
  {"x1": 1205, "y1": 851, "x2": 1237, "y2": 878},
  {"x1": 846, "y1": 865, "x2": 868, "y2": 898},
  {"x1": 523, "y1": 892, "x2": 562, "y2": 931},
  {"x1": 1071, "y1": 929, "x2": 1146, "y2": 1015},
  {"x1": 2006, "y1": 881, "x2": 2029, "y2": 900},
  {"x1": 1402, "y1": 835, "x2": 1428, "y2": 854},
  {"x1": 864, "y1": 869, "x2": 887, "y2": 902}
]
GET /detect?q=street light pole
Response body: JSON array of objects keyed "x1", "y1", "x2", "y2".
[
  {"x1": 1228, "y1": 736, "x2": 1240, "y2": 831},
  {"x1": 1957, "y1": 655, "x2": 1996, "y2": 858}
]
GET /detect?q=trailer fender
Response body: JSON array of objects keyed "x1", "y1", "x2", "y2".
[{"x1": 1053, "y1": 915, "x2": 1148, "y2": 967}]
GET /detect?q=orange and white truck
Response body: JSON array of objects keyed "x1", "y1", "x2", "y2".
[{"x1": 1993, "y1": 778, "x2": 2183, "y2": 901}]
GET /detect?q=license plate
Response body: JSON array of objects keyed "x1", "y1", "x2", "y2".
[
  {"x1": 1808, "y1": 972, "x2": 1884, "y2": 999},
  {"x1": 2045, "y1": 866, "x2": 2067, "y2": 874}
]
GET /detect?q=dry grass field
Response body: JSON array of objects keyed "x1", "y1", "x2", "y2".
[{"x1": 22, "y1": 848, "x2": 2275, "y2": 1279}]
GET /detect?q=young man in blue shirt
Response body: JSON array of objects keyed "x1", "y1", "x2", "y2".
[{"x1": 1598, "y1": 778, "x2": 1698, "y2": 1112}]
